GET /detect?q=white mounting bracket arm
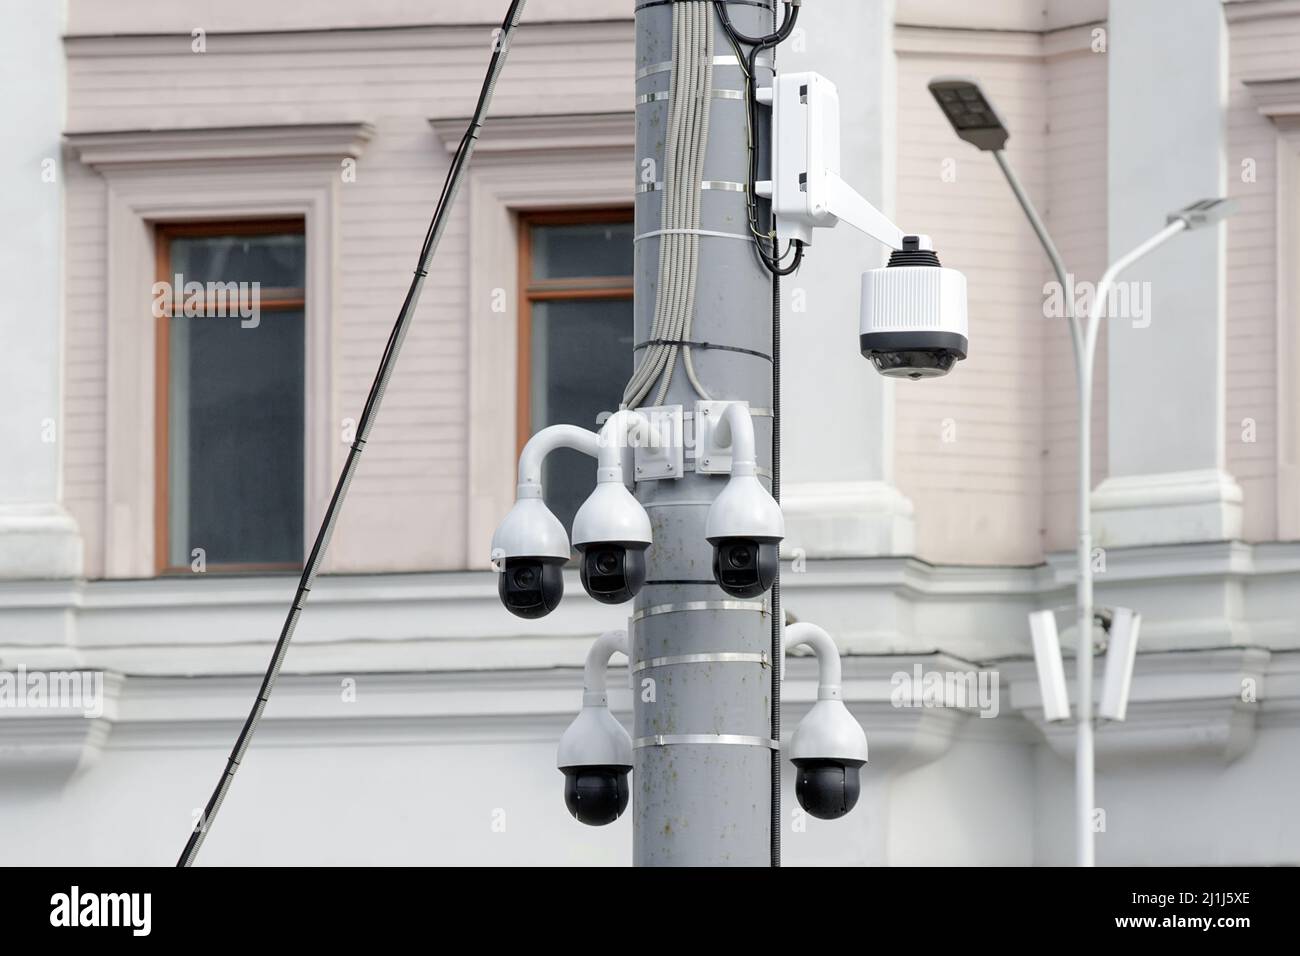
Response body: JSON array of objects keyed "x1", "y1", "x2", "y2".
[
  {"x1": 693, "y1": 400, "x2": 758, "y2": 476},
  {"x1": 756, "y1": 71, "x2": 924, "y2": 252},
  {"x1": 823, "y1": 174, "x2": 921, "y2": 252},
  {"x1": 516, "y1": 409, "x2": 679, "y2": 498},
  {"x1": 783, "y1": 621, "x2": 843, "y2": 700},
  {"x1": 516, "y1": 425, "x2": 600, "y2": 497},
  {"x1": 583, "y1": 629, "x2": 629, "y2": 707}
]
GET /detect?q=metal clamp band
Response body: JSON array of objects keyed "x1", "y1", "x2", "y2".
[
  {"x1": 668, "y1": 462, "x2": 773, "y2": 481},
  {"x1": 632, "y1": 651, "x2": 769, "y2": 673},
  {"x1": 683, "y1": 407, "x2": 773, "y2": 418},
  {"x1": 634, "y1": 227, "x2": 755, "y2": 243},
  {"x1": 636, "y1": 180, "x2": 747, "y2": 194},
  {"x1": 635, "y1": 0, "x2": 771, "y2": 11},
  {"x1": 636, "y1": 89, "x2": 746, "y2": 104},
  {"x1": 637, "y1": 55, "x2": 773, "y2": 80},
  {"x1": 634, "y1": 734, "x2": 780, "y2": 750},
  {"x1": 631, "y1": 599, "x2": 767, "y2": 621},
  {"x1": 632, "y1": 338, "x2": 771, "y2": 362}
]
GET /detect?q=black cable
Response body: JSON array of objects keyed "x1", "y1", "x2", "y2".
[
  {"x1": 768, "y1": 239, "x2": 803, "y2": 275},
  {"x1": 717, "y1": 1, "x2": 801, "y2": 276},
  {"x1": 726, "y1": 0, "x2": 795, "y2": 871},
  {"x1": 770, "y1": 268, "x2": 783, "y2": 868},
  {"x1": 717, "y1": 0, "x2": 798, "y2": 47},
  {"x1": 175, "y1": 0, "x2": 528, "y2": 868}
]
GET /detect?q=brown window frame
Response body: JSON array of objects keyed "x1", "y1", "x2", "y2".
[
  {"x1": 515, "y1": 207, "x2": 634, "y2": 457},
  {"x1": 153, "y1": 218, "x2": 307, "y2": 575}
]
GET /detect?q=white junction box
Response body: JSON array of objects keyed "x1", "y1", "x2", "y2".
[{"x1": 756, "y1": 71, "x2": 906, "y2": 250}]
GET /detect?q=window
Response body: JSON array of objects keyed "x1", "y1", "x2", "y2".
[
  {"x1": 154, "y1": 221, "x2": 307, "y2": 572},
  {"x1": 518, "y1": 209, "x2": 635, "y2": 534}
]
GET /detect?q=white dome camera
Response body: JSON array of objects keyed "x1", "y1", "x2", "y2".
[
  {"x1": 859, "y1": 235, "x2": 969, "y2": 380},
  {"x1": 703, "y1": 403, "x2": 784, "y2": 598},
  {"x1": 785, "y1": 622, "x2": 869, "y2": 820},
  {"x1": 572, "y1": 411, "x2": 656, "y2": 605},
  {"x1": 557, "y1": 630, "x2": 633, "y2": 826},
  {"x1": 491, "y1": 424, "x2": 602, "y2": 619},
  {"x1": 491, "y1": 492, "x2": 570, "y2": 620}
]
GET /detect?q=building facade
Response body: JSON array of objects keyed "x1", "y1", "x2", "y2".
[{"x1": 0, "y1": 0, "x2": 1298, "y2": 865}]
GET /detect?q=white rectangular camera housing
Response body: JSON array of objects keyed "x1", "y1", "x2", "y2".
[
  {"x1": 757, "y1": 71, "x2": 841, "y2": 246},
  {"x1": 1028, "y1": 609, "x2": 1071, "y2": 722},
  {"x1": 1099, "y1": 607, "x2": 1141, "y2": 722}
]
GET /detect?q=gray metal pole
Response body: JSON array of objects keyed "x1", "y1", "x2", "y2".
[{"x1": 631, "y1": 0, "x2": 777, "y2": 866}]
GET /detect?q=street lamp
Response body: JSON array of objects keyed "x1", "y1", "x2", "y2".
[{"x1": 928, "y1": 75, "x2": 1236, "y2": 867}]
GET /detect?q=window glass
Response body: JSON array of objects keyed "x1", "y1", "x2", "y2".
[
  {"x1": 161, "y1": 224, "x2": 306, "y2": 570},
  {"x1": 169, "y1": 233, "x2": 306, "y2": 294},
  {"x1": 168, "y1": 310, "x2": 305, "y2": 567},
  {"x1": 524, "y1": 215, "x2": 634, "y2": 536},
  {"x1": 531, "y1": 222, "x2": 634, "y2": 281},
  {"x1": 529, "y1": 298, "x2": 634, "y2": 532}
]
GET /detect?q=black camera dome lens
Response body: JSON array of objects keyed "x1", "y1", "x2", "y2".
[
  {"x1": 727, "y1": 545, "x2": 753, "y2": 568},
  {"x1": 561, "y1": 766, "x2": 631, "y2": 826},
  {"x1": 500, "y1": 558, "x2": 565, "y2": 619},
  {"x1": 792, "y1": 757, "x2": 864, "y2": 820},
  {"x1": 710, "y1": 539, "x2": 779, "y2": 598},
  {"x1": 579, "y1": 545, "x2": 647, "y2": 605}
]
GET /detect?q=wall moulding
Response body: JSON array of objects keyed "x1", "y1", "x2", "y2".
[
  {"x1": 64, "y1": 122, "x2": 373, "y2": 578},
  {"x1": 425, "y1": 111, "x2": 634, "y2": 568}
]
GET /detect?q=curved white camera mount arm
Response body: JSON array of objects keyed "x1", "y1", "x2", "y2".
[
  {"x1": 518, "y1": 413, "x2": 668, "y2": 495},
  {"x1": 517, "y1": 424, "x2": 600, "y2": 497},
  {"x1": 583, "y1": 629, "x2": 629, "y2": 707},
  {"x1": 712, "y1": 402, "x2": 758, "y2": 476},
  {"x1": 783, "y1": 621, "x2": 843, "y2": 700},
  {"x1": 558, "y1": 629, "x2": 633, "y2": 777}
]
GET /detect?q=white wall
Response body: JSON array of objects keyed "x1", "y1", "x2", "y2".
[
  {"x1": 1223, "y1": 4, "x2": 1300, "y2": 542},
  {"x1": 0, "y1": 0, "x2": 1297, "y2": 868},
  {"x1": 0, "y1": 0, "x2": 83, "y2": 580},
  {"x1": 66, "y1": 0, "x2": 627, "y2": 35},
  {"x1": 893, "y1": 25, "x2": 1055, "y2": 564}
]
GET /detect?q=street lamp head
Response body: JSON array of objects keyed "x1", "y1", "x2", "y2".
[
  {"x1": 1167, "y1": 198, "x2": 1237, "y2": 230},
  {"x1": 928, "y1": 76, "x2": 1009, "y2": 151}
]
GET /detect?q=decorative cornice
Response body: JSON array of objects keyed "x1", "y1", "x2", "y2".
[
  {"x1": 6, "y1": 647, "x2": 1292, "y2": 785},
  {"x1": 1008, "y1": 648, "x2": 1274, "y2": 762},
  {"x1": 64, "y1": 122, "x2": 375, "y2": 169},
  {"x1": 0, "y1": 671, "x2": 123, "y2": 784},
  {"x1": 1241, "y1": 73, "x2": 1300, "y2": 123},
  {"x1": 428, "y1": 112, "x2": 633, "y2": 156},
  {"x1": 64, "y1": 19, "x2": 632, "y2": 56},
  {"x1": 893, "y1": 22, "x2": 1102, "y2": 62},
  {"x1": 894, "y1": 24, "x2": 1043, "y2": 60},
  {"x1": 1224, "y1": 0, "x2": 1300, "y2": 25}
]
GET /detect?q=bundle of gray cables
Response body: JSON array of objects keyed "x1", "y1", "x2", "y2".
[{"x1": 624, "y1": 0, "x2": 713, "y2": 409}]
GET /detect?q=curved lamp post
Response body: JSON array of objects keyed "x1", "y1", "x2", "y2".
[{"x1": 928, "y1": 76, "x2": 1236, "y2": 866}]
